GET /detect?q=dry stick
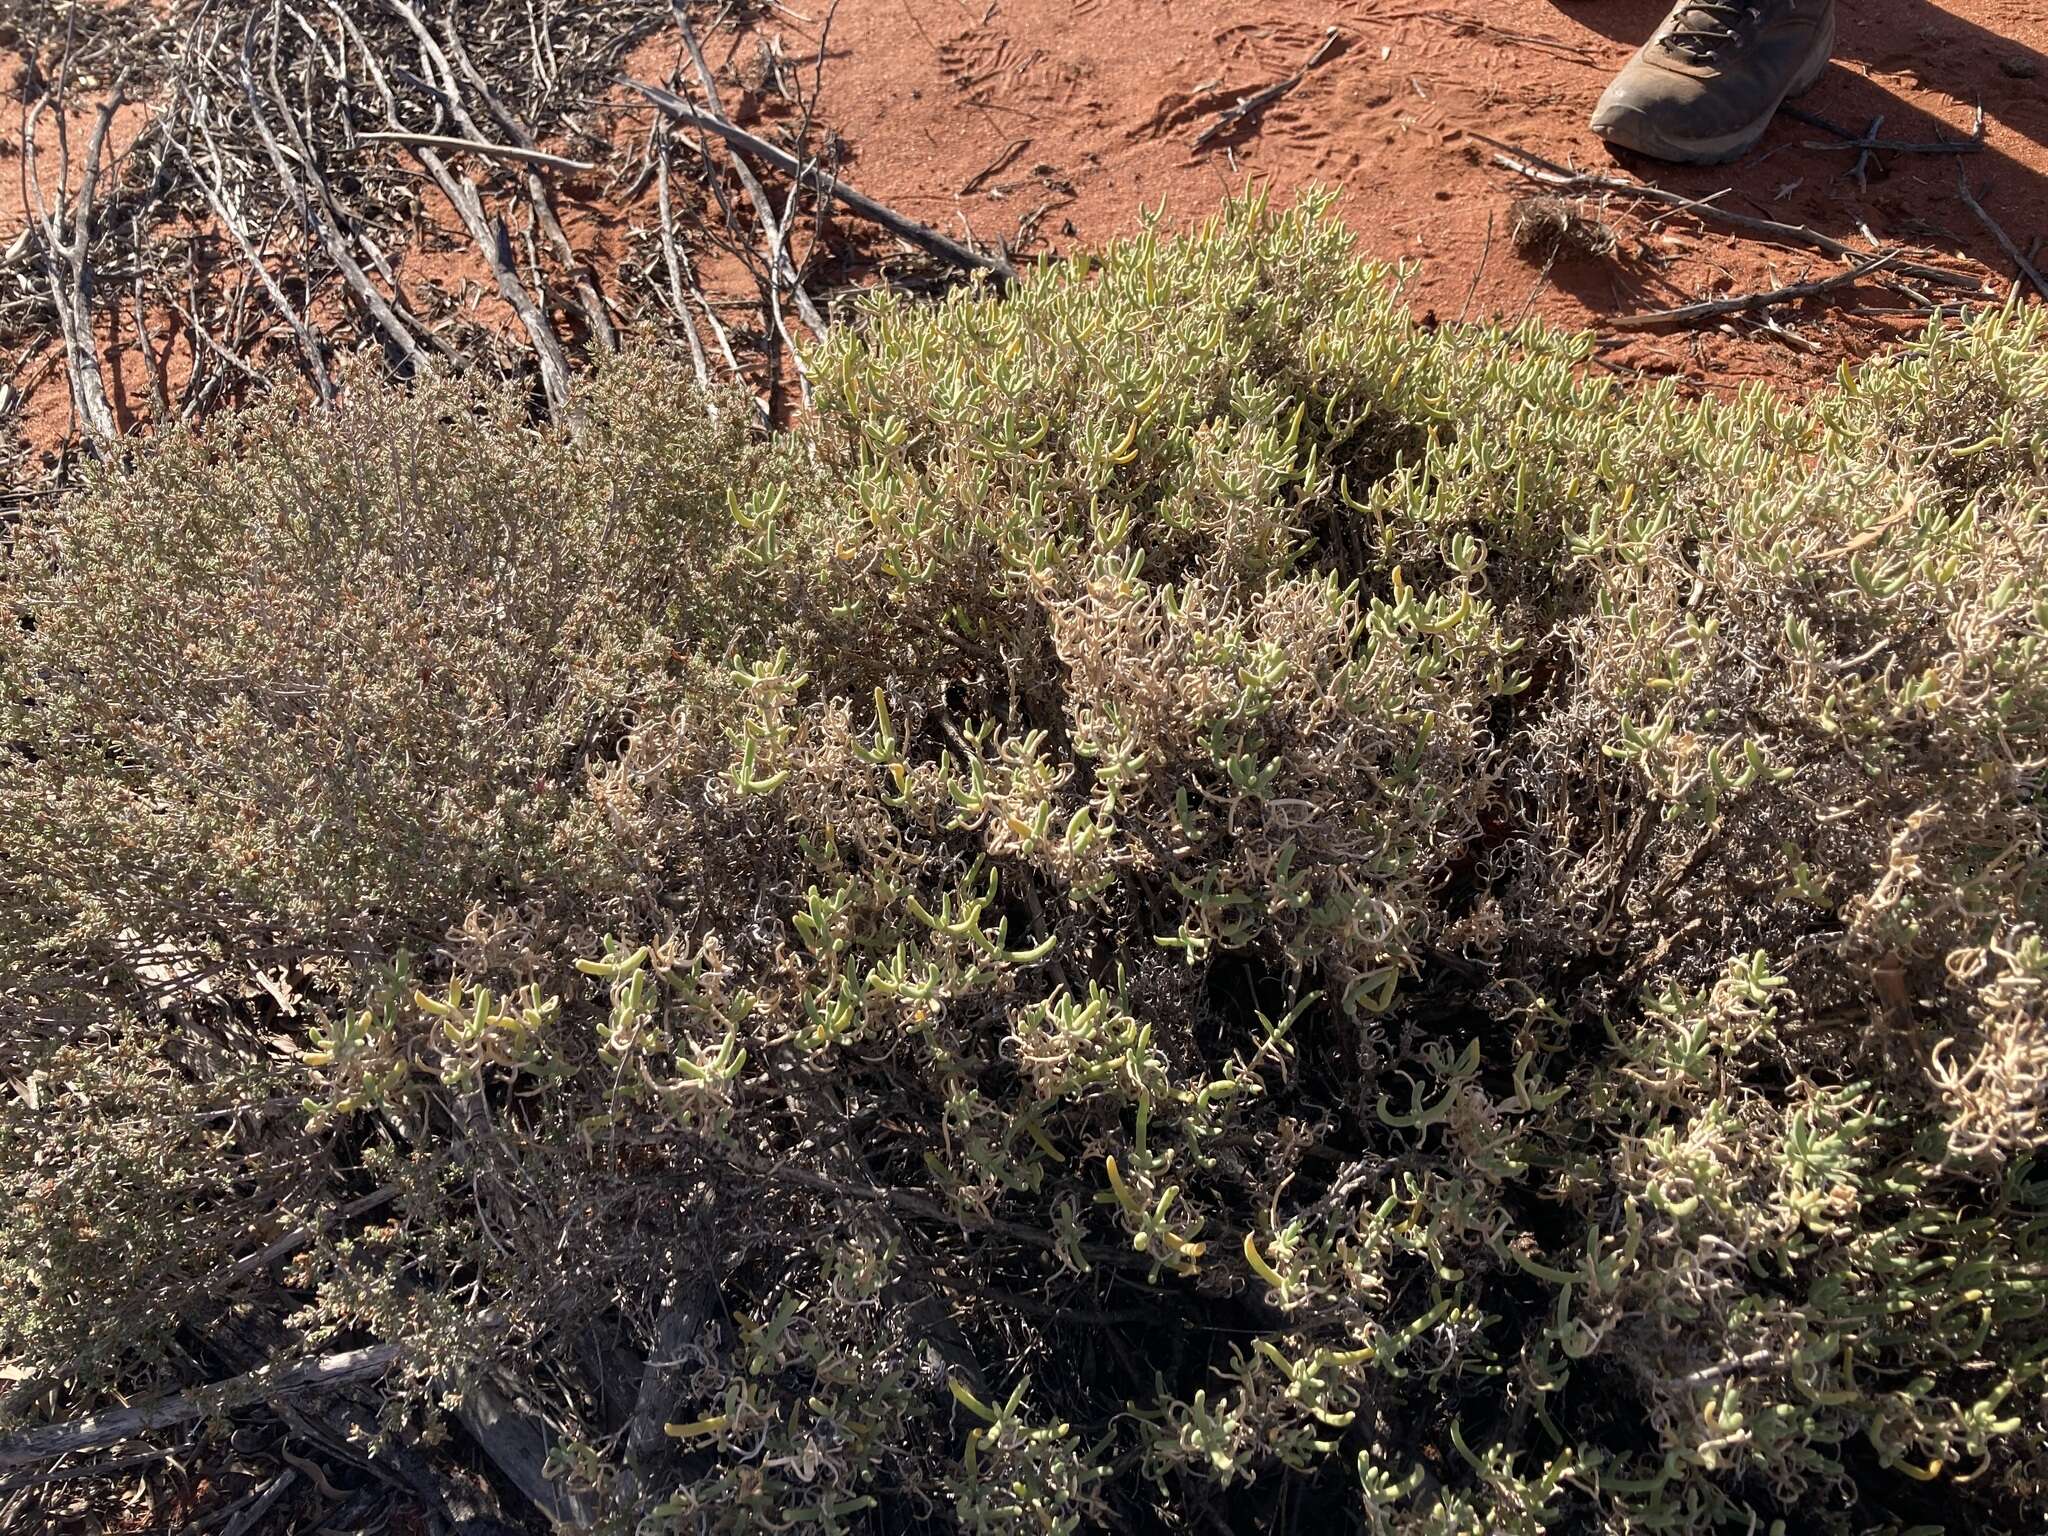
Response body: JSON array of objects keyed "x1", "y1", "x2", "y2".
[
  {"x1": 323, "y1": 2, "x2": 574, "y2": 417},
  {"x1": 279, "y1": 5, "x2": 428, "y2": 312},
  {"x1": 170, "y1": 128, "x2": 335, "y2": 398},
  {"x1": 427, "y1": 173, "x2": 581, "y2": 417},
  {"x1": 23, "y1": 87, "x2": 123, "y2": 444},
  {"x1": 1849, "y1": 114, "x2": 1882, "y2": 191},
  {"x1": 451, "y1": 1377, "x2": 596, "y2": 1531},
  {"x1": 618, "y1": 1281, "x2": 710, "y2": 1505},
  {"x1": 205, "y1": 1185, "x2": 401, "y2": 1294},
  {"x1": 219, "y1": 1468, "x2": 297, "y2": 1536},
  {"x1": 1789, "y1": 100, "x2": 1988, "y2": 155},
  {"x1": 0, "y1": 1442, "x2": 192, "y2": 1496},
  {"x1": 764, "y1": 0, "x2": 845, "y2": 414},
  {"x1": 181, "y1": 266, "x2": 265, "y2": 420},
  {"x1": 1609, "y1": 250, "x2": 1897, "y2": 329},
  {"x1": 410, "y1": 5, "x2": 619, "y2": 353},
  {"x1": 1805, "y1": 131, "x2": 1986, "y2": 155},
  {"x1": 1192, "y1": 26, "x2": 1342, "y2": 150},
  {"x1": 168, "y1": 287, "x2": 268, "y2": 393},
  {"x1": 1456, "y1": 208, "x2": 1495, "y2": 325},
  {"x1": 1750, "y1": 308, "x2": 1820, "y2": 354},
  {"x1": 961, "y1": 136, "x2": 1029, "y2": 196},
  {"x1": 628, "y1": 79, "x2": 1019, "y2": 284},
  {"x1": 1953, "y1": 163, "x2": 2048, "y2": 304},
  {"x1": 667, "y1": 0, "x2": 830, "y2": 340},
  {"x1": 432, "y1": 36, "x2": 617, "y2": 355},
  {"x1": 681, "y1": 256, "x2": 748, "y2": 382},
  {"x1": 356, "y1": 130, "x2": 595, "y2": 173},
  {"x1": 654, "y1": 134, "x2": 718, "y2": 400},
  {"x1": 1643, "y1": 185, "x2": 1731, "y2": 228},
  {"x1": 0, "y1": 1342, "x2": 406, "y2": 1470},
  {"x1": 660, "y1": 50, "x2": 801, "y2": 417},
  {"x1": 131, "y1": 271, "x2": 172, "y2": 425},
  {"x1": 236, "y1": 19, "x2": 430, "y2": 374},
  {"x1": 1477, "y1": 133, "x2": 1989, "y2": 294},
  {"x1": 323, "y1": 9, "x2": 557, "y2": 376}
]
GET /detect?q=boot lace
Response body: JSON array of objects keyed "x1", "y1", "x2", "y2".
[{"x1": 1666, "y1": 1, "x2": 1756, "y2": 58}]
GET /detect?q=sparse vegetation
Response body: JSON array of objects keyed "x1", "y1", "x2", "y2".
[
  {"x1": 1509, "y1": 194, "x2": 1621, "y2": 260},
  {"x1": 5, "y1": 193, "x2": 2046, "y2": 1534}
]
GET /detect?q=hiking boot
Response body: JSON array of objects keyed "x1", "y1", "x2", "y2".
[{"x1": 1590, "y1": 0, "x2": 1835, "y2": 164}]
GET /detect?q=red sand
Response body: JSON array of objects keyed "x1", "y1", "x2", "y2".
[
  {"x1": 5, "y1": 0, "x2": 2045, "y2": 463},
  {"x1": 780, "y1": 0, "x2": 2046, "y2": 389}
]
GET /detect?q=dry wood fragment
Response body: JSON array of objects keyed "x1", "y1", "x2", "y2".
[
  {"x1": 654, "y1": 135, "x2": 719, "y2": 401},
  {"x1": 1193, "y1": 27, "x2": 1342, "y2": 150},
  {"x1": 0, "y1": 1442, "x2": 190, "y2": 1495},
  {"x1": 0, "y1": 1341, "x2": 405, "y2": 1470},
  {"x1": 355, "y1": 131, "x2": 596, "y2": 173},
  {"x1": 961, "y1": 136, "x2": 1030, "y2": 196},
  {"x1": 1954, "y1": 164, "x2": 2048, "y2": 304},
  {"x1": 455, "y1": 1375, "x2": 597, "y2": 1530},
  {"x1": 1609, "y1": 251, "x2": 1896, "y2": 330},
  {"x1": 417, "y1": 6, "x2": 619, "y2": 352},
  {"x1": 628, "y1": 79, "x2": 1019, "y2": 284},
  {"x1": 219, "y1": 1468, "x2": 296, "y2": 1536},
  {"x1": 170, "y1": 127, "x2": 335, "y2": 399},
  {"x1": 1477, "y1": 133, "x2": 1989, "y2": 295},
  {"x1": 320, "y1": 2, "x2": 576, "y2": 416},
  {"x1": 22, "y1": 83, "x2": 127, "y2": 445},
  {"x1": 668, "y1": 0, "x2": 830, "y2": 342},
  {"x1": 239, "y1": 15, "x2": 432, "y2": 373},
  {"x1": 1789, "y1": 101, "x2": 1988, "y2": 156}
]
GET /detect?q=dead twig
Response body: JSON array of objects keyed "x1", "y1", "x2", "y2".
[
  {"x1": 667, "y1": 0, "x2": 829, "y2": 342},
  {"x1": 322, "y1": 2, "x2": 576, "y2": 417},
  {"x1": 653, "y1": 133, "x2": 723, "y2": 408},
  {"x1": 1789, "y1": 100, "x2": 1987, "y2": 156},
  {"x1": 1477, "y1": 133, "x2": 1989, "y2": 295},
  {"x1": 629, "y1": 79, "x2": 1019, "y2": 284},
  {"x1": 1849, "y1": 114, "x2": 1882, "y2": 190},
  {"x1": 623, "y1": 1279, "x2": 712, "y2": 1489},
  {"x1": 961, "y1": 136, "x2": 1029, "y2": 196},
  {"x1": 455, "y1": 1376, "x2": 597, "y2": 1531},
  {"x1": 0, "y1": 1341, "x2": 406, "y2": 1470},
  {"x1": 237, "y1": 13, "x2": 433, "y2": 375},
  {"x1": 218, "y1": 1469, "x2": 297, "y2": 1536},
  {"x1": 1953, "y1": 163, "x2": 2048, "y2": 304},
  {"x1": 355, "y1": 131, "x2": 596, "y2": 173},
  {"x1": 1192, "y1": 26, "x2": 1341, "y2": 149},
  {"x1": 0, "y1": 1441, "x2": 194, "y2": 1496},
  {"x1": 422, "y1": 8, "x2": 619, "y2": 352},
  {"x1": 23, "y1": 80, "x2": 127, "y2": 446},
  {"x1": 169, "y1": 125, "x2": 335, "y2": 400},
  {"x1": 1456, "y1": 209, "x2": 1495, "y2": 325},
  {"x1": 1610, "y1": 250, "x2": 1896, "y2": 330}
]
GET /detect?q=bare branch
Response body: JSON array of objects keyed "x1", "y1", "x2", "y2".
[
  {"x1": 628, "y1": 78, "x2": 1020, "y2": 285},
  {"x1": 1477, "y1": 133, "x2": 1989, "y2": 296},
  {"x1": 1954, "y1": 163, "x2": 2048, "y2": 304},
  {"x1": 1609, "y1": 251, "x2": 1898, "y2": 330},
  {"x1": 355, "y1": 131, "x2": 595, "y2": 173},
  {"x1": 0, "y1": 1341, "x2": 405, "y2": 1470}
]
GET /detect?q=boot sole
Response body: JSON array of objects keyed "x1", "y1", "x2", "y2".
[{"x1": 1589, "y1": 12, "x2": 1835, "y2": 166}]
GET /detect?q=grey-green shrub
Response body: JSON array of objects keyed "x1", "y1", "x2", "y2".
[
  {"x1": 4, "y1": 192, "x2": 2046, "y2": 1535},
  {"x1": 0, "y1": 359, "x2": 766, "y2": 997}
]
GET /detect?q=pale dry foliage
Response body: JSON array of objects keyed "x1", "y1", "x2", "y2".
[{"x1": 3, "y1": 195, "x2": 2046, "y2": 1535}]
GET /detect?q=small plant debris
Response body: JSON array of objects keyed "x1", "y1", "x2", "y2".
[{"x1": 1509, "y1": 192, "x2": 1620, "y2": 258}]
